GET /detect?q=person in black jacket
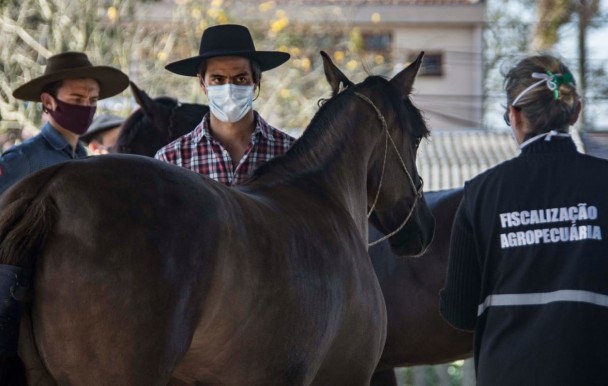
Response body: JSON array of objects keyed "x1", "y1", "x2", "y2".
[{"x1": 439, "y1": 54, "x2": 608, "y2": 386}]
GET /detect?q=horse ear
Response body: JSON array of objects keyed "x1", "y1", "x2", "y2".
[
  {"x1": 130, "y1": 81, "x2": 161, "y2": 120},
  {"x1": 321, "y1": 51, "x2": 354, "y2": 96},
  {"x1": 390, "y1": 51, "x2": 424, "y2": 97}
]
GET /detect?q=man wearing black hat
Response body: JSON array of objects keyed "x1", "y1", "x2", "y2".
[
  {"x1": 80, "y1": 114, "x2": 124, "y2": 155},
  {"x1": 0, "y1": 52, "x2": 129, "y2": 195},
  {"x1": 154, "y1": 24, "x2": 296, "y2": 186}
]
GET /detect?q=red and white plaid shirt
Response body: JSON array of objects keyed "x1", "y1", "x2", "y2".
[{"x1": 154, "y1": 112, "x2": 296, "y2": 186}]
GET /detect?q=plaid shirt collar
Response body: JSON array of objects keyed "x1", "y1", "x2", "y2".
[{"x1": 192, "y1": 111, "x2": 276, "y2": 145}]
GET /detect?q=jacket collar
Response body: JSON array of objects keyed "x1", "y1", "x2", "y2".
[
  {"x1": 520, "y1": 131, "x2": 577, "y2": 154},
  {"x1": 41, "y1": 122, "x2": 87, "y2": 156}
]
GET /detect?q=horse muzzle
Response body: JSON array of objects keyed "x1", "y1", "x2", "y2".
[{"x1": 387, "y1": 200, "x2": 435, "y2": 257}]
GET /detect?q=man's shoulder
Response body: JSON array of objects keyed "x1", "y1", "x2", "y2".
[
  {"x1": 254, "y1": 113, "x2": 296, "y2": 143},
  {"x1": 269, "y1": 127, "x2": 296, "y2": 143},
  {"x1": 0, "y1": 137, "x2": 39, "y2": 194},
  {"x1": 261, "y1": 122, "x2": 297, "y2": 145},
  {"x1": 1, "y1": 133, "x2": 47, "y2": 160}
]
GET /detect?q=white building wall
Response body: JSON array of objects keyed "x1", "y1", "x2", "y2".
[{"x1": 393, "y1": 26, "x2": 483, "y2": 130}]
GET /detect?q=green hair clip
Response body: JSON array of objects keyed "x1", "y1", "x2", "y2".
[{"x1": 546, "y1": 71, "x2": 575, "y2": 100}]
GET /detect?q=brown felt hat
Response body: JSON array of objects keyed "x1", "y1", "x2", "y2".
[
  {"x1": 12, "y1": 52, "x2": 129, "y2": 102},
  {"x1": 165, "y1": 24, "x2": 290, "y2": 77}
]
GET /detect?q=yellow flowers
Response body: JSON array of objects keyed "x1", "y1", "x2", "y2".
[
  {"x1": 270, "y1": 11, "x2": 289, "y2": 34},
  {"x1": 206, "y1": 8, "x2": 227, "y2": 23},
  {"x1": 333, "y1": 51, "x2": 345, "y2": 64},
  {"x1": 107, "y1": 6, "x2": 118, "y2": 22},
  {"x1": 292, "y1": 57, "x2": 311, "y2": 71},
  {"x1": 259, "y1": 1, "x2": 276, "y2": 13}
]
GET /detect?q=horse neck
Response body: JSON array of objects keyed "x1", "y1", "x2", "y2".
[{"x1": 250, "y1": 92, "x2": 387, "y2": 233}]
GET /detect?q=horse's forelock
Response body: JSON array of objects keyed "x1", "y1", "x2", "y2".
[
  {"x1": 381, "y1": 77, "x2": 430, "y2": 141},
  {"x1": 346, "y1": 75, "x2": 429, "y2": 141},
  {"x1": 403, "y1": 97, "x2": 430, "y2": 140}
]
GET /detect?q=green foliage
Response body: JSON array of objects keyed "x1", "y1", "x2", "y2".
[
  {"x1": 0, "y1": 0, "x2": 235, "y2": 143},
  {"x1": 0, "y1": 0, "x2": 139, "y2": 138},
  {"x1": 482, "y1": 0, "x2": 536, "y2": 129},
  {"x1": 532, "y1": 0, "x2": 575, "y2": 50}
]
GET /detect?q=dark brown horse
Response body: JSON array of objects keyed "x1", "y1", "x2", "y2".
[
  {"x1": 115, "y1": 69, "x2": 474, "y2": 386},
  {"x1": 112, "y1": 85, "x2": 208, "y2": 156},
  {"x1": 0, "y1": 52, "x2": 434, "y2": 385},
  {"x1": 369, "y1": 188, "x2": 472, "y2": 386},
  {"x1": 321, "y1": 68, "x2": 473, "y2": 384},
  {"x1": 372, "y1": 189, "x2": 468, "y2": 366}
]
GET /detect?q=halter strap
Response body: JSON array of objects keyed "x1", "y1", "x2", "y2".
[{"x1": 353, "y1": 92, "x2": 424, "y2": 247}]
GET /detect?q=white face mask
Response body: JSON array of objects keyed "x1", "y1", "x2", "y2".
[{"x1": 206, "y1": 84, "x2": 254, "y2": 123}]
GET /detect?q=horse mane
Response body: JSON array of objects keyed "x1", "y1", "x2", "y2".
[{"x1": 250, "y1": 75, "x2": 429, "y2": 181}]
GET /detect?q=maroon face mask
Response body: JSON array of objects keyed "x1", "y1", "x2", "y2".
[{"x1": 47, "y1": 98, "x2": 97, "y2": 135}]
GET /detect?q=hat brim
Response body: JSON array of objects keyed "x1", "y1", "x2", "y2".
[
  {"x1": 12, "y1": 66, "x2": 129, "y2": 102},
  {"x1": 165, "y1": 51, "x2": 290, "y2": 77},
  {"x1": 80, "y1": 116, "x2": 124, "y2": 143}
]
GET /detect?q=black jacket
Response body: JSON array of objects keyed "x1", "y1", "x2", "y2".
[{"x1": 440, "y1": 135, "x2": 608, "y2": 386}]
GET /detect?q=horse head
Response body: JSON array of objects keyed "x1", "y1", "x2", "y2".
[
  {"x1": 321, "y1": 51, "x2": 435, "y2": 257},
  {"x1": 113, "y1": 81, "x2": 208, "y2": 156}
]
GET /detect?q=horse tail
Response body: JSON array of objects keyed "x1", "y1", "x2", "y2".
[{"x1": 0, "y1": 169, "x2": 60, "y2": 386}]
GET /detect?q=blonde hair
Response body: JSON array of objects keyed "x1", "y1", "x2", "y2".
[{"x1": 504, "y1": 55, "x2": 579, "y2": 138}]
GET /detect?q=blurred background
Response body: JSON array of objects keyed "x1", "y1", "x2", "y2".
[
  {"x1": 1, "y1": 1, "x2": 606, "y2": 384},
  {"x1": 1, "y1": 1, "x2": 607, "y2": 141}
]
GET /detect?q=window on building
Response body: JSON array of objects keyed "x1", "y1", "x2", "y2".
[
  {"x1": 362, "y1": 32, "x2": 392, "y2": 52},
  {"x1": 409, "y1": 51, "x2": 444, "y2": 77}
]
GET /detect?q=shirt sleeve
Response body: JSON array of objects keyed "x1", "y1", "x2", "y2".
[
  {"x1": 0, "y1": 149, "x2": 32, "y2": 196},
  {"x1": 439, "y1": 198, "x2": 481, "y2": 331}
]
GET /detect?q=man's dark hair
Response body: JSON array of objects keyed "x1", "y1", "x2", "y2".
[
  {"x1": 41, "y1": 80, "x2": 64, "y2": 97},
  {"x1": 197, "y1": 58, "x2": 262, "y2": 85}
]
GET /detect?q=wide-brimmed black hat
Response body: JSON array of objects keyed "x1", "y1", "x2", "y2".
[
  {"x1": 80, "y1": 114, "x2": 124, "y2": 144},
  {"x1": 165, "y1": 24, "x2": 290, "y2": 77},
  {"x1": 12, "y1": 52, "x2": 129, "y2": 102}
]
